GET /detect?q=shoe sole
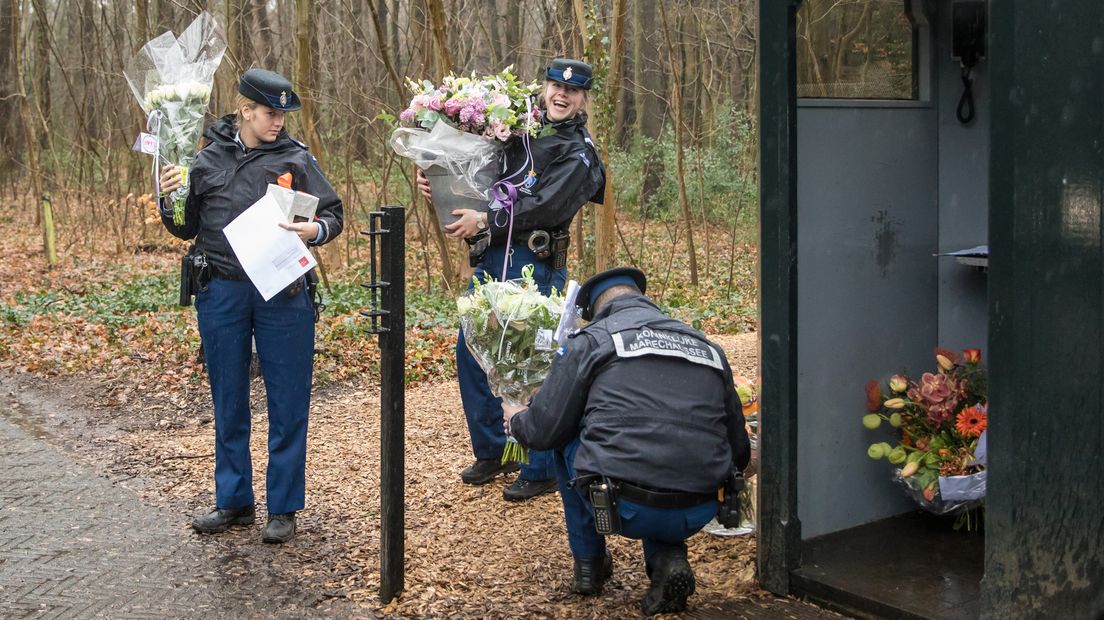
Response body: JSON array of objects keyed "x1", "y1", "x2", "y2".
[
  {"x1": 460, "y1": 462, "x2": 520, "y2": 485},
  {"x1": 642, "y1": 564, "x2": 695, "y2": 615},
  {"x1": 192, "y1": 515, "x2": 255, "y2": 535}
]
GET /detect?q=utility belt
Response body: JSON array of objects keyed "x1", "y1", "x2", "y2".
[
  {"x1": 467, "y1": 228, "x2": 570, "y2": 269},
  {"x1": 179, "y1": 245, "x2": 325, "y2": 322},
  {"x1": 573, "y1": 474, "x2": 717, "y2": 536}
]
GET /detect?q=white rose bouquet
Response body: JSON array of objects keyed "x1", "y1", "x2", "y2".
[
  {"x1": 124, "y1": 12, "x2": 226, "y2": 225},
  {"x1": 457, "y1": 264, "x2": 567, "y2": 463}
]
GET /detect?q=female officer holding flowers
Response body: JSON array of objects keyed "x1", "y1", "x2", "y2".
[
  {"x1": 418, "y1": 58, "x2": 606, "y2": 501},
  {"x1": 158, "y1": 68, "x2": 343, "y2": 543}
]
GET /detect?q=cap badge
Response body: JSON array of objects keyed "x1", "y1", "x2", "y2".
[
  {"x1": 280, "y1": 91, "x2": 288, "y2": 106},
  {"x1": 563, "y1": 67, "x2": 573, "y2": 81}
]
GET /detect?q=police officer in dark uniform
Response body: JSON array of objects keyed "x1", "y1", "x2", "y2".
[
  {"x1": 503, "y1": 267, "x2": 751, "y2": 615},
  {"x1": 419, "y1": 58, "x2": 606, "y2": 501},
  {"x1": 158, "y1": 68, "x2": 343, "y2": 543}
]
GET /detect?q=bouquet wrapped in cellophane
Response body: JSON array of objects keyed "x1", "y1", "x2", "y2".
[
  {"x1": 124, "y1": 11, "x2": 226, "y2": 225},
  {"x1": 457, "y1": 265, "x2": 568, "y2": 463}
]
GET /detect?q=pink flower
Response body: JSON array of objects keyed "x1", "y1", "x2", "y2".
[
  {"x1": 491, "y1": 121, "x2": 511, "y2": 141},
  {"x1": 410, "y1": 94, "x2": 428, "y2": 112},
  {"x1": 427, "y1": 96, "x2": 443, "y2": 111},
  {"x1": 460, "y1": 105, "x2": 485, "y2": 127},
  {"x1": 399, "y1": 108, "x2": 415, "y2": 123},
  {"x1": 492, "y1": 92, "x2": 510, "y2": 108},
  {"x1": 908, "y1": 372, "x2": 966, "y2": 426},
  {"x1": 444, "y1": 98, "x2": 463, "y2": 116}
]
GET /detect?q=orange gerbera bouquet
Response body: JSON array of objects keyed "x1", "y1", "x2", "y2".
[{"x1": 862, "y1": 347, "x2": 988, "y2": 517}]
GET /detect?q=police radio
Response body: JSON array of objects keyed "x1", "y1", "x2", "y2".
[
  {"x1": 588, "y1": 478, "x2": 621, "y2": 535},
  {"x1": 716, "y1": 470, "x2": 746, "y2": 529}
]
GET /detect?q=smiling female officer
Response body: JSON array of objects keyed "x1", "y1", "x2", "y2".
[
  {"x1": 158, "y1": 68, "x2": 343, "y2": 543},
  {"x1": 418, "y1": 58, "x2": 606, "y2": 501}
]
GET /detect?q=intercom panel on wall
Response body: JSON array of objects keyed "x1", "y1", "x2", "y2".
[{"x1": 952, "y1": 0, "x2": 987, "y2": 66}]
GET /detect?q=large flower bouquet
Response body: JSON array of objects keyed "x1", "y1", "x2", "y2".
[
  {"x1": 389, "y1": 67, "x2": 546, "y2": 225},
  {"x1": 457, "y1": 264, "x2": 566, "y2": 463},
  {"x1": 862, "y1": 347, "x2": 988, "y2": 518},
  {"x1": 124, "y1": 12, "x2": 226, "y2": 225}
]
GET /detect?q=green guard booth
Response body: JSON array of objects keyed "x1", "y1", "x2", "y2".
[{"x1": 757, "y1": 1, "x2": 1103, "y2": 618}]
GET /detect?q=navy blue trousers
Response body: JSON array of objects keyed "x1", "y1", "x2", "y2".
[
  {"x1": 195, "y1": 278, "x2": 315, "y2": 514},
  {"x1": 456, "y1": 243, "x2": 558, "y2": 481},
  {"x1": 556, "y1": 437, "x2": 718, "y2": 566}
]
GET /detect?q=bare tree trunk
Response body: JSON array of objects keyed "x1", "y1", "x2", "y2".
[
  {"x1": 32, "y1": 5, "x2": 50, "y2": 151},
  {"x1": 426, "y1": 0, "x2": 453, "y2": 74},
  {"x1": 251, "y1": 0, "x2": 275, "y2": 67},
  {"x1": 13, "y1": 0, "x2": 55, "y2": 266},
  {"x1": 594, "y1": 0, "x2": 626, "y2": 272},
  {"x1": 294, "y1": 0, "x2": 323, "y2": 163},
  {"x1": 0, "y1": 0, "x2": 16, "y2": 181},
  {"x1": 503, "y1": 1, "x2": 520, "y2": 66},
  {"x1": 659, "y1": 0, "x2": 696, "y2": 284}
]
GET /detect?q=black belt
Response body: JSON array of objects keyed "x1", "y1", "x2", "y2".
[
  {"x1": 210, "y1": 266, "x2": 249, "y2": 281},
  {"x1": 616, "y1": 481, "x2": 716, "y2": 510}
]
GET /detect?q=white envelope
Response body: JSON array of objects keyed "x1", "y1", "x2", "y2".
[{"x1": 223, "y1": 194, "x2": 317, "y2": 301}]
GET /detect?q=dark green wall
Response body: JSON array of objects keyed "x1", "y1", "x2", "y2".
[
  {"x1": 757, "y1": 0, "x2": 801, "y2": 596},
  {"x1": 984, "y1": 1, "x2": 1104, "y2": 617}
]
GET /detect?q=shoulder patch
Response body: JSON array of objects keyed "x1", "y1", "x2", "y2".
[
  {"x1": 578, "y1": 151, "x2": 591, "y2": 167},
  {"x1": 611, "y1": 327, "x2": 723, "y2": 370}
]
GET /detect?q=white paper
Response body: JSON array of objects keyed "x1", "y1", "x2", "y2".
[
  {"x1": 132, "y1": 132, "x2": 158, "y2": 155},
  {"x1": 265, "y1": 183, "x2": 319, "y2": 223},
  {"x1": 554, "y1": 280, "x2": 582, "y2": 343},
  {"x1": 935, "y1": 244, "x2": 989, "y2": 257},
  {"x1": 223, "y1": 194, "x2": 317, "y2": 301}
]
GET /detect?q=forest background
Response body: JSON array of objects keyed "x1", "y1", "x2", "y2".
[{"x1": 0, "y1": 0, "x2": 907, "y2": 387}]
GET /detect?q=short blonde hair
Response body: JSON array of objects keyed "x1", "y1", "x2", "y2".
[{"x1": 233, "y1": 95, "x2": 260, "y2": 129}]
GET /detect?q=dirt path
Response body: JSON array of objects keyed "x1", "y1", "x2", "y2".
[{"x1": 0, "y1": 332, "x2": 844, "y2": 618}]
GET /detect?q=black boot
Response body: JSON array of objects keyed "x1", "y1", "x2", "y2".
[
  {"x1": 503, "y1": 478, "x2": 558, "y2": 501},
  {"x1": 640, "y1": 549, "x2": 695, "y2": 615},
  {"x1": 262, "y1": 512, "x2": 296, "y2": 544},
  {"x1": 191, "y1": 505, "x2": 255, "y2": 534},
  {"x1": 460, "y1": 458, "x2": 520, "y2": 485},
  {"x1": 573, "y1": 551, "x2": 613, "y2": 595}
]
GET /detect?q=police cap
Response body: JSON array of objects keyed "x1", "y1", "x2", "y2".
[
  {"x1": 545, "y1": 58, "x2": 594, "y2": 90},
  {"x1": 238, "y1": 68, "x2": 301, "y2": 112},
  {"x1": 577, "y1": 267, "x2": 647, "y2": 320}
]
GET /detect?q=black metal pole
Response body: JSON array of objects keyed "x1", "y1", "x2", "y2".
[{"x1": 379, "y1": 205, "x2": 405, "y2": 605}]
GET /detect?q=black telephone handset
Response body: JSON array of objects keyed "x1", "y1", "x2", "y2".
[{"x1": 952, "y1": 1, "x2": 987, "y2": 124}]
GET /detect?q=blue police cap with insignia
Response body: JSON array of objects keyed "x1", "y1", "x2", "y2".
[
  {"x1": 545, "y1": 58, "x2": 594, "y2": 90},
  {"x1": 238, "y1": 68, "x2": 302, "y2": 112},
  {"x1": 577, "y1": 267, "x2": 647, "y2": 320}
]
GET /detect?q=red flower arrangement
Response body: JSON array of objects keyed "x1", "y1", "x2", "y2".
[{"x1": 862, "y1": 347, "x2": 988, "y2": 516}]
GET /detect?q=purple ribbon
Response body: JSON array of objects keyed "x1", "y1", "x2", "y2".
[
  {"x1": 487, "y1": 107, "x2": 538, "y2": 281},
  {"x1": 489, "y1": 180, "x2": 518, "y2": 280}
]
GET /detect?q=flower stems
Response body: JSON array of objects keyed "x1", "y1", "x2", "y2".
[{"x1": 501, "y1": 437, "x2": 529, "y2": 465}]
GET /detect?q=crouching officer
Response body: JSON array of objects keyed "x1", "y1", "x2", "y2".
[{"x1": 503, "y1": 267, "x2": 751, "y2": 615}]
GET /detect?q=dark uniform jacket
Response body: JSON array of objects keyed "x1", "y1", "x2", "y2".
[
  {"x1": 162, "y1": 115, "x2": 344, "y2": 279},
  {"x1": 510, "y1": 294, "x2": 751, "y2": 495},
  {"x1": 488, "y1": 113, "x2": 605, "y2": 242}
]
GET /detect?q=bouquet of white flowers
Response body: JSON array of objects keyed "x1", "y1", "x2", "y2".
[
  {"x1": 124, "y1": 12, "x2": 226, "y2": 225},
  {"x1": 457, "y1": 265, "x2": 568, "y2": 463}
]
